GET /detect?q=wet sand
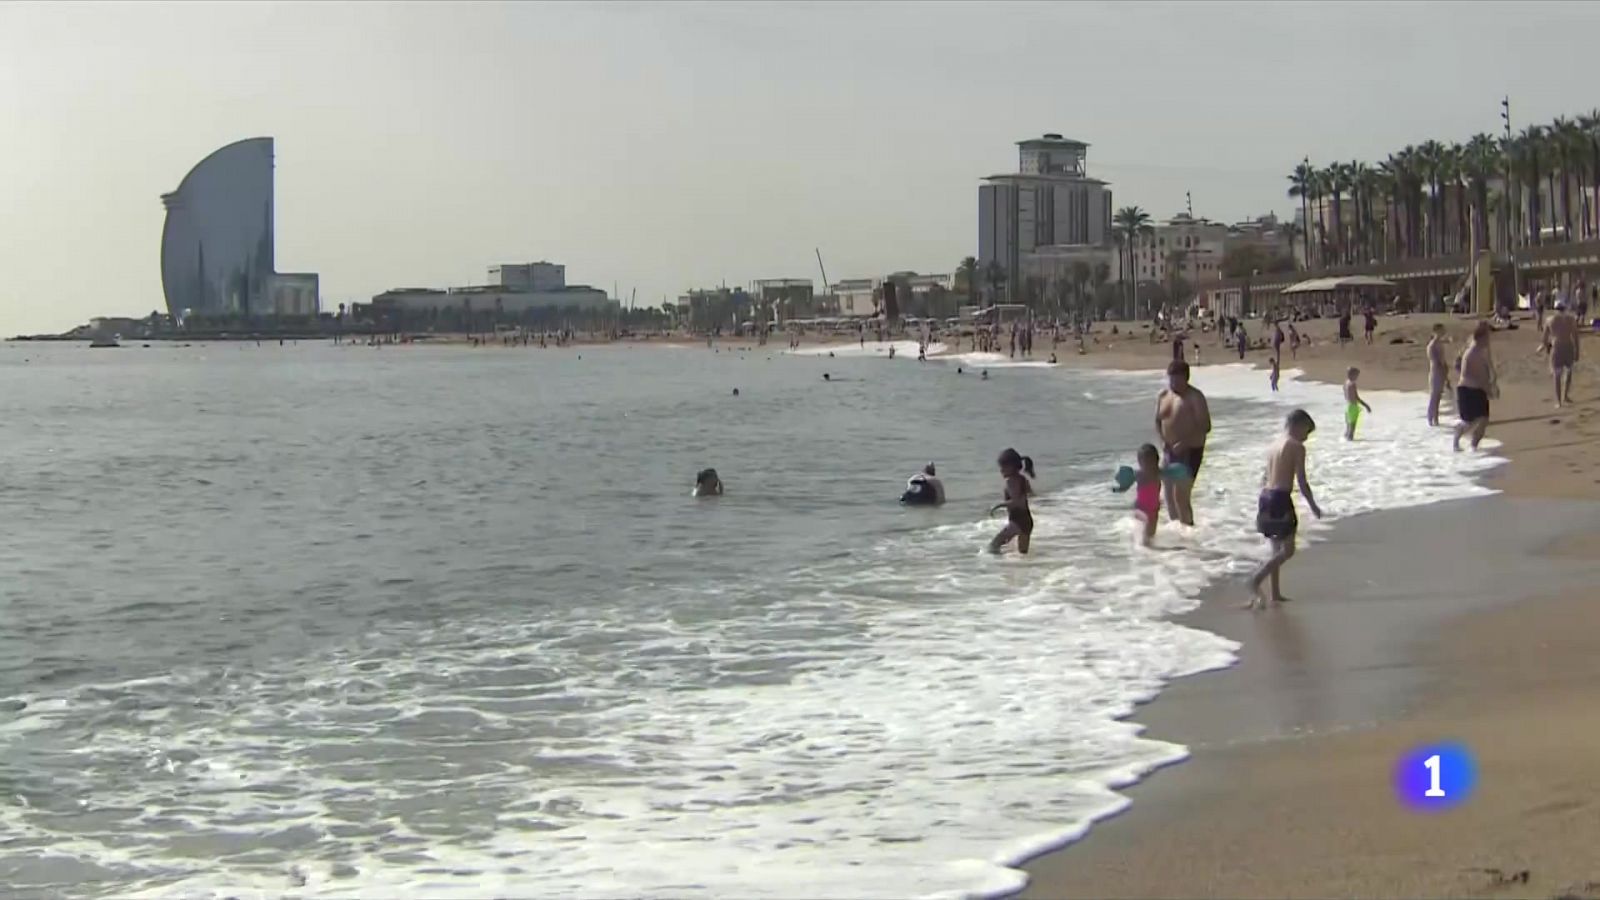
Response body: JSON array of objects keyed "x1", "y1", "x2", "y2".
[{"x1": 1019, "y1": 312, "x2": 1600, "y2": 898}]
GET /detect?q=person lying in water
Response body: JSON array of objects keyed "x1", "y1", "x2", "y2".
[
  {"x1": 900, "y1": 463, "x2": 945, "y2": 506},
  {"x1": 693, "y1": 468, "x2": 723, "y2": 497}
]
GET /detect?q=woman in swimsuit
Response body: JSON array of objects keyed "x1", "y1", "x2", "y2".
[{"x1": 988, "y1": 448, "x2": 1036, "y2": 554}]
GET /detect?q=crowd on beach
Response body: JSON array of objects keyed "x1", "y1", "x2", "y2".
[{"x1": 696, "y1": 288, "x2": 1588, "y2": 614}]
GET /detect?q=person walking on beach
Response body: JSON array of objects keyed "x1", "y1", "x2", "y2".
[
  {"x1": 1544, "y1": 301, "x2": 1580, "y2": 408},
  {"x1": 1155, "y1": 360, "x2": 1211, "y2": 527},
  {"x1": 1343, "y1": 367, "x2": 1372, "y2": 440},
  {"x1": 1269, "y1": 356, "x2": 1281, "y2": 392},
  {"x1": 1363, "y1": 306, "x2": 1378, "y2": 344},
  {"x1": 1338, "y1": 308, "x2": 1353, "y2": 346},
  {"x1": 1288, "y1": 321, "x2": 1301, "y2": 359},
  {"x1": 1248, "y1": 409, "x2": 1323, "y2": 610},
  {"x1": 1235, "y1": 326, "x2": 1247, "y2": 360},
  {"x1": 1453, "y1": 321, "x2": 1497, "y2": 452},
  {"x1": 988, "y1": 448, "x2": 1035, "y2": 555},
  {"x1": 1426, "y1": 323, "x2": 1450, "y2": 426}
]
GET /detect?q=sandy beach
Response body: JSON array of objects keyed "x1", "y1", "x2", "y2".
[{"x1": 1019, "y1": 312, "x2": 1600, "y2": 898}]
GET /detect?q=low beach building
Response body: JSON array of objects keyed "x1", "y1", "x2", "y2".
[{"x1": 367, "y1": 260, "x2": 613, "y2": 319}]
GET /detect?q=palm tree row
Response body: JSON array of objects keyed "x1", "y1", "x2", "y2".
[{"x1": 1288, "y1": 109, "x2": 1600, "y2": 271}]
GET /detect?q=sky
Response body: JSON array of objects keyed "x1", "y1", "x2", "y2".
[{"x1": 3, "y1": 0, "x2": 1600, "y2": 335}]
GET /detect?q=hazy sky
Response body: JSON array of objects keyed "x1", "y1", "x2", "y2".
[{"x1": 3, "y1": 1, "x2": 1599, "y2": 334}]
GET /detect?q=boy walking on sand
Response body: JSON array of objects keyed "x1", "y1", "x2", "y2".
[
  {"x1": 1343, "y1": 367, "x2": 1372, "y2": 440},
  {"x1": 1248, "y1": 409, "x2": 1323, "y2": 610}
]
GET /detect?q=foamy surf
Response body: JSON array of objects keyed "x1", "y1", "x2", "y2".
[
  {"x1": 0, "y1": 356, "x2": 1504, "y2": 900},
  {"x1": 786, "y1": 340, "x2": 943, "y2": 359}
]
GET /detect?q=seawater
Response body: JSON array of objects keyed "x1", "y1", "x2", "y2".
[{"x1": 0, "y1": 340, "x2": 1502, "y2": 898}]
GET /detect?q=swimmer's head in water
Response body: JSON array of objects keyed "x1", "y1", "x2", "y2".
[
  {"x1": 696, "y1": 468, "x2": 720, "y2": 486},
  {"x1": 1286, "y1": 409, "x2": 1316, "y2": 438},
  {"x1": 823, "y1": 373, "x2": 830, "y2": 381},
  {"x1": 997, "y1": 447, "x2": 1035, "y2": 478},
  {"x1": 732, "y1": 388, "x2": 740, "y2": 395}
]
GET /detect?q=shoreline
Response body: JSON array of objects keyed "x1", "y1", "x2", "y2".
[{"x1": 1013, "y1": 312, "x2": 1600, "y2": 897}]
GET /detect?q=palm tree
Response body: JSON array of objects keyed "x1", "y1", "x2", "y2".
[
  {"x1": 1287, "y1": 160, "x2": 1316, "y2": 266},
  {"x1": 984, "y1": 259, "x2": 1007, "y2": 305},
  {"x1": 958, "y1": 256, "x2": 979, "y2": 306},
  {"x1": 1463, "y1": 133, "x2": 1498, "y2": 257},
  {"x1": 1070, "y1": 260, "x2": 1092, "y2": 319},
  {"x1": 1552, "y1": 116, "x2": 1583, "y2": 241},
  {"x1": 1091, "y1": 261, "x2": 1111, "y2": 318},
  {"x1": 1518, "y1": 125, "x2": 1546, "y2": 245},
  {"x1": 1581, "y1": 111, "x2": 1600, "y2": 240},
  {"x1": 1112, "y1": 206, "x2": 1154, "y2": 318}
]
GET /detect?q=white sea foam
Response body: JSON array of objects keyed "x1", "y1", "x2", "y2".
[
  {"x1": 0, "y1": 364, "x2": 1503, "y2": 900},
  {"x1": 786, "y1": 340, "x2": 943, "y2": 359}
]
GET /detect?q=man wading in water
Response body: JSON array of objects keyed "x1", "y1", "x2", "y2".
[{"x1": 1155, "y1": 360, "x2": 1211, "y2": 527}]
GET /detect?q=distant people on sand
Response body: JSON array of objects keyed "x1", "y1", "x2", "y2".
[
  {"x1": 1363, "y1": 306, "x2": 1378, "y2": 344},
  {"x1": 988, "y1": 448, "x2": 1035, "y2": 555},
  {"x1": 693, "y1": 468, "x2": 723, "y2": 497},
  {"x1": 900, "y1": 463, "x2": 946, "y2": 506},
  {"x1": 1454, "y1": 321, "x2": 1497, "y2": 452},
  {"x1": 1342, "y1": 367, "x2": 1372, "y2": 440},
  {"x1": 1248, "y1": 409, "x2": 1323, "y2": 610},
  {"x1": 1426, "y1": 323, "x2": 1451, "y2": 426},
  {"x1": 1544, "y1": 300, "x2": 1580, "y2": 408},
  {"x1": 1156, "y1": 361, "x2": 1211, "y2": 527}
]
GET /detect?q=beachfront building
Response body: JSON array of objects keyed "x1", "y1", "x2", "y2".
[
  {"x1": 829, "y1": 279, "x2": 879, "y2": 318},
  {"x1": 1130, "y1": 213, "x2": 1227, "y2": 285},
  {"x1": 677, "y1": 287, "x2": 756, "y2": 331},
  {"x1": 269, "y1": 273, "x2": 321, "y2": 316},
  {"x1": 751, "y1": 278, "x2": 815, "y2": 320},
  {"x1": 488, "y1": 262, "x2": 565, "y2": 291},
  {"x1": 978, "y1": 134, "x2": 1114, "y2": 298},
  {"x1": 159, "y1": 137, "x2": 320, "y2": 318}
]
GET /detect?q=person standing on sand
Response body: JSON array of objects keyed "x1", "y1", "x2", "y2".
[
  {"x1": 1453, "y1": 321, "x2": 1497, "y2": 452},
  {"x1": 1272, "y1": 320, "x2": 1285, "y2": 362},
  {"x1": 1363, "y1": 306, "x2": 1378, "y2": 344},
  {"x1": 1426, "y1": 323, "x2": 1451, "y2": 426},
  {"x1": 1248, "y1": 409, "x2": 1323, "y2": 610},
  {"x1": 1545, "y1": 301, "x2": 1580, "y2": 408},
  {"x1": 1338, "y1": 308, "x2": 1353, "y2": 346},
  {"x1": 1155, "y1": 360, "x2": 1211, "y2": 527},
  {"x1": 1269, "y1": 356, "x2": 1280, "y2": 392},
  {"x1": 1288, "y1": 321, "x2": 1301, "y2": 359}
]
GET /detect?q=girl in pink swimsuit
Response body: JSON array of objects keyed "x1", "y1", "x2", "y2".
[{"x1": 1114, "y1": 443, "x2": 1188, "y2": 546}]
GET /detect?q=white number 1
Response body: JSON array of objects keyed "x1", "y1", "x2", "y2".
[{"x1": 1424, "y1": 754, "x2": 1446, "y2": 797}]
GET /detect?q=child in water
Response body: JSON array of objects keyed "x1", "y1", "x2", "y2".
[
  {"x1": 1343, "y1": 367, "x2": 1372, "y2": 440},
  {"x1": 988, "y1": 448, "x2": 1035, "y2": 554},
  {"x1": 1269, "y1": 356, "x2": 1280, "y2": 392},
  {"x1": 1113, "y1": 444, "x2": 1191, "y2": 546}
]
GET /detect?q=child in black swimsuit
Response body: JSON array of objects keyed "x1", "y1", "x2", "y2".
[{"x1": 989, "y1": 448, "x2": 1036, "y2": 554}]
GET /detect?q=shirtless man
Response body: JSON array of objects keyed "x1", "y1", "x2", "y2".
[
  {"x1": 1453, "y1": 322, "x2": 1496, "y2": 452},
  {"x1": 1425, "y1": 323, "x2": 1450, "y2": 426},
  {"x1": 1248, "y1": 409, "x2": 1322, "y2": 609},
  {"x1": 1545, "y1": 301, "x2": 1580, "y2": 408},
  {"x1": 1155, "y1": 360, "x2": 1211, "y2": 526}
]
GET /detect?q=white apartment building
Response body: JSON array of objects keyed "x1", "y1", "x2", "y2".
[
  {"x1": 1131, "y1": 213, "x2": 1227, "y2": 286},
  {"x1": 978, "y1": 134, "x2": 1114, "y2": 295}
]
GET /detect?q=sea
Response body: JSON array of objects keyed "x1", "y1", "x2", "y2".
[{"x1": 0, "y1": 338, "x2": 1502, "y2": 899}]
